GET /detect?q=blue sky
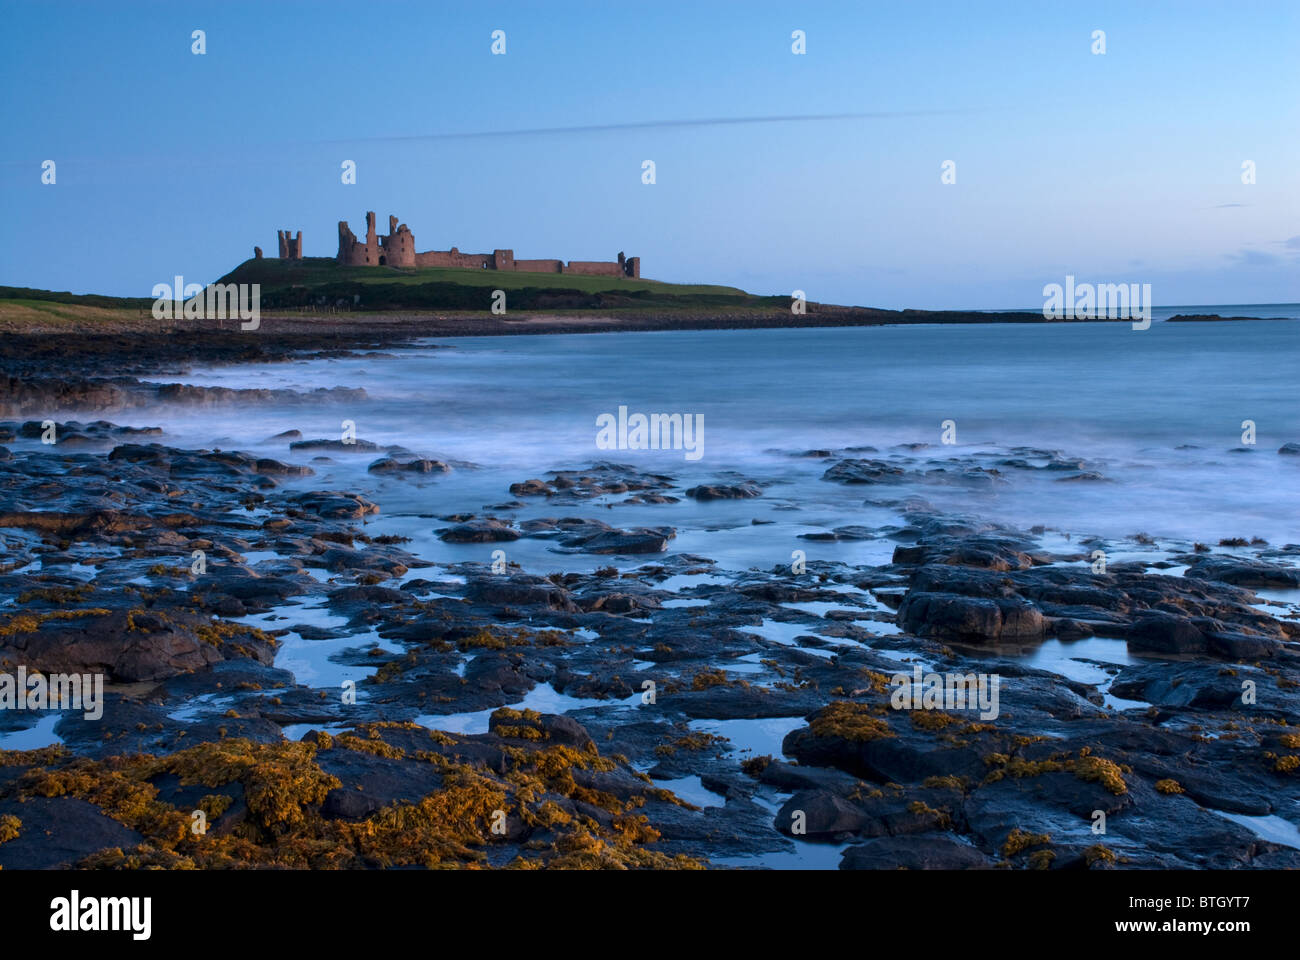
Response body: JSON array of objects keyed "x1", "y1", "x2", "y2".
[{"x1": 2, "y1": 0, "x2": 1297, "y2": 308}]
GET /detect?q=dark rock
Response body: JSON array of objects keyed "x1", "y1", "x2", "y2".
[
  {"x1": 290, "y1": 438, "x2": 383, "y2": 453},
  {"x1": 841, "y1": 835, "x2": 993, "y2": 869},
  {"x1": 439, "y1": 519, "x2": 519, "y2": 543},
  {"x1": 508, "y1": 462, "x2": 675, "y2": 501},
  {"x1": 822, "y1": 459, "x2": 907, "y2": 484},
  {"x1": 775, "y1": 790, "x2": 873, "y2": 837},
  {"x1": 286, "y1": 491, "x2": 379, "y2": 520},
  {"x1": 1185, "y1": 556, "x2": 1300, "y2": 589},
  {"x1": 368, "y1": 457, "x2": 452, "y2": 474},
  {"x1": 466, "y1": 575, "x2": 577, "y2": 612},
  {"x1": 0, "y1": 797, "x2": 145, "y2": 869},
  {"x1": 0, "y1": 607, "x2": 275, "y2": 682},
  {"x1": 684, "y1": 483, "x2": 762, "y2": 501},
  {"x1": 898, "y1": 592, "x2": 1045, "y2": 645},
  {"x1": 315, "y1": 746, "x2": 443, "y2": 821},
  {"x1": 578, "y1": 527, "x2": 674, "y2": 554},
  {"x1": 1127, "y1": 611, "x2": 1208, "y2": 655}
]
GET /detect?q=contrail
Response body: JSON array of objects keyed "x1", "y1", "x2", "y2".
[
  {"x1": 0, "y1": 108, "x2": 984, "y2": 167},
  {"x1": 311, "y1": 108, "x2": 985, "y2": 145}
]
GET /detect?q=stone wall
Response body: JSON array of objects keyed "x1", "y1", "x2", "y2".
[
  {"x1": 513, "y1": 259, "x2": 563, "y2": 274},
  {"x1": 564, "y1": 260, "x2": 623, "y2": 277},
  {"x1": 414, "y1": 248, "x2": 495, "y2": 269}
]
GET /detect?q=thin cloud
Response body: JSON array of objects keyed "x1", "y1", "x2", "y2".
[{"x1": 1226, "y1": 248, "x2": 1280, "y2": 266}]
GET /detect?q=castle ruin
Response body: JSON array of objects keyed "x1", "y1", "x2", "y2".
[
  {"x1": 277, "y1": 230, "x2": 303, "y2": 259},
  {"x1": 333, "y1": 211, "x2": 639, "y2": 278}
]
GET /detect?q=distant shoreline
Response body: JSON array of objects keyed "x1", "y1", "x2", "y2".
[
  {"x1": 1164, "y1": 313, "x2": 1298, "y2": 322},
  {"x1": 2, "y1": 300, "x2": 1294, "y2": 341}
]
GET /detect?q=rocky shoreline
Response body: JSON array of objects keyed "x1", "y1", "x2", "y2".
[{"x1": 2, "y1": 392, "x2": 1299, "y2": 869}]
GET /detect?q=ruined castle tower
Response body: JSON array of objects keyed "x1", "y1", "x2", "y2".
[
  {"x1": 382, "y1": 214, "x2": 416, "y2": 267},
  {"x1": 618, "y1": 252, "x2": 640, "y2": 278},
  {"x1": 277, "y1": 230, "x2": 303, "y2": 260},
  {"x1": 337, "y1": 211, "x2": 383, "y2": 266}
]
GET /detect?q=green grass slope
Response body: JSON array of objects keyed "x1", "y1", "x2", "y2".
[
  {"x1": 0, "y1": 286, "x2": 155, "y2": 310},
  {"x1": 215, "y1": 258, "x2": 782, "y2": 311}
]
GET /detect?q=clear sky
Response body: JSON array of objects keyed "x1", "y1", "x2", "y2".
[{"x1": 2, "y1": 0, "x2": 1297, "y2": 308}]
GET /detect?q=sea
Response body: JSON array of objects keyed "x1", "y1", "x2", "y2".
[{"x1": 152, "y1": 308, "x2": 1300, "y2": 570}]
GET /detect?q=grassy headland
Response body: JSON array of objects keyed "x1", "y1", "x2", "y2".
[{"x1": 1, "y1": 257, "x2": 1207, "y2": 337}]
